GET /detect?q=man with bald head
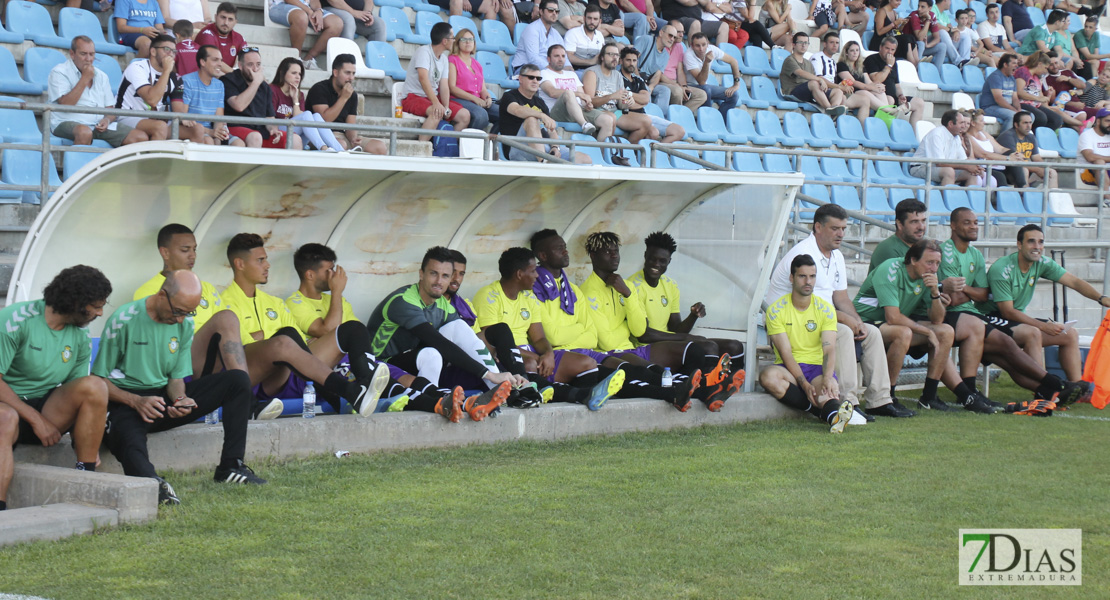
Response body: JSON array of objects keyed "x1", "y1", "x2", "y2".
[{"x1": 97, "y1": 270, "x2": 264, "y2": 505}]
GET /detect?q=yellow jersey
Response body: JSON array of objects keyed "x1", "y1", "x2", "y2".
[
  {"x1": 134, "y1": 273, "x2": 224, "y2": 333},
  {"x1": 764, "y1": 293, "x2": 838, "y2": 365},
  {"x1": 473, "y1": 281, "x2": 541, "y2": 347},
  {"x1": 628, "y1": 270, "x2": 681, "y2": 335},
  {"x1": 285, "y1": 290, "x2": 359, "y2": 340},
  {"x1": 220, "y1": 280, "x2": 303, "y2": 345},
  {"x1": 579, "y1": 271, "x2": 647, "y2": 352},
  {"x1": 533, "y1": 275, "x2": 597, "y2": 350}
]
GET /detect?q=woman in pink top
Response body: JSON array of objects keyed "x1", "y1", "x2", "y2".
[
  {"x1": 270, "y1": 57, "x2": 347, "y2": 151},
  {"x1": 448, "y1": 28, "x2": 498, "y2": 131}
]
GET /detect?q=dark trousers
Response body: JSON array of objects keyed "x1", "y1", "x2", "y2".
[{"x1": 103, "y1": 370, "x2": 252, "y2": 478}]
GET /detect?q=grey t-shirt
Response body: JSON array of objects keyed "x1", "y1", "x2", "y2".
[
  {"x1": 402, "y1": 45, "x2": 449, "y2": 98},
  {"x1": 996, "y1": 129, "x2": 1040, "y2": 160},
  {"x1": 585, "y1": 65, "x2": 624, "y2": 111}
]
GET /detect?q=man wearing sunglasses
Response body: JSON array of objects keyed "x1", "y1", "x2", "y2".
[
  {"x1": 98, "y1": 270, "x2": 265, "y2": 506},
  {"x1": 499, "y1": 63, "x2": 591, "y2": 162},
  {"x1": 512, "y1": 0, "x2": 566, "y2": 72},
  {"x1": 223, "y1": 47, "x2": 302, "y2": 149}
]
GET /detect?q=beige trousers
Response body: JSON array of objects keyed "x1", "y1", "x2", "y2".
[{"x1": 836, "y1": 322, "x2": 891, "y2": 409}]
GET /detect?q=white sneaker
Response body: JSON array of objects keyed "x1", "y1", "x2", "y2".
[
  {"x1": 847, "y1": 409, "x2": 868, "y2": 426},
  {"x1": 582, "y1": 122, "x2": 597, "y2": 136},
  {"x1": 358, "y1": 362, "x2": 392, "y2": 417},
  {"x1": 256, "y1": 398, "x2": 283, "y2": 421},
  {"x1": 304, "y1": 57, "x2": 322, "y2": 71}
]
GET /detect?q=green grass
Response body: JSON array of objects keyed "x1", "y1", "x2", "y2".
[{"x1": 3, "y1": 376, "x2": 1108, "y2": 599}]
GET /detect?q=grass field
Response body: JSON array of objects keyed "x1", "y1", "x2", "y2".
[{"x1": 3, "y1": 377, "x2": 1108, "y2": 599}]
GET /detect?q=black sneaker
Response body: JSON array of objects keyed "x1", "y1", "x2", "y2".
[
  {"x1": 214, "y1": 460, "x2": 267, "y2": 485},
  {"x1": 866, "y1": 402, "x2": 915, "y2": 418},
  {"x1": 962, "y1": 392, "x2": 998, "y2": 414},
  {"x1": 1075, "y1": 380, "x2": 1093, "y2": 403},
  {"x1": 853, "y1": 406, "x2": 875, "y2": 422},
  {"x1": 1057, "y1": 381, "x2": 1085, "y2": 407},
  {"x1": 155, "y1": 476, "x2": 180, "y2": 505},
  {"x1": 918, "y1": 396, "x2": 957, "y2": 412},
  {"x1": 506, "y1": 387, "x2": 542, "y2": 409}
]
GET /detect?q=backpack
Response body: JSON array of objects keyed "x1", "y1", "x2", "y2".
[{"x1": 432, "y1": 120, "x2": 459, "y2": 157}]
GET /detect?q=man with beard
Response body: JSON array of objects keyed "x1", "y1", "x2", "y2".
[
  {"x1": 195, "y1": 3, "x2": 245, "y2": 75},
  {"x1": 619, "y1": 47, "x2": 685, "y2": 143},
  {"x1": 760, "y1": 255, "x2": 855, "y2": 433},
  {"x1": 582, "y1": 43, "x2": 655, "y2": 142},
  {"x1": 1078, "y1": 107, "x2": 1110, "y2": 189},
  {"x1": 223, "y1": 48, "x2": 301, "y2": 149},
  {"x1": 868, "y1": 198, "x2": 929, "y2": 271},
  {"x1": 444, "y1": 249, "x2": 479, "y2": 332},
  {"x1": 996, "y1": 110, "x2": 1058, "y2": 189},
  {"x1": 564, "y1": 4, "x2": 605, "y2": 69},
  {"x1": 0, "y1": 266, "x2": 111, "y2": 512}
]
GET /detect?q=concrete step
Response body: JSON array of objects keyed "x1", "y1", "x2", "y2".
[
  {"x1": 0, "y1": 503, "x2": 118, "y2": 548},
  {"x1": 8, "y1": 464, "x2": 158, "y2": 523},
  {"x1": 355, "y1": 115, "x2": 425, "y2": 139}
]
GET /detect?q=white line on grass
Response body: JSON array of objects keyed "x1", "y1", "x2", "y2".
[{"x1": 1055, "y1": 414, "x2": 1110, "y2": 422}]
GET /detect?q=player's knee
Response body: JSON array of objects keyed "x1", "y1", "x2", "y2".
[
  {"x1": 225, "y1": 369, "x2": 252, "y2": 396},
  {"x1": 935, "y1": 323, "x2": 955, "y2": 343},
  {"x1": 75, "y1": 375, "x2": 108, "y2": 408},
  {"x1": 0, "y1": 404, "x2": 18, "y2": 439},
  {"x1": 273, "y1": 326, "x2": 310, "y2": 352}
]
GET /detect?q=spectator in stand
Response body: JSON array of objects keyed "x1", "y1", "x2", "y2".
[
  {"x1": 321, "y1": 0, "x2": 387, "y2": 47},
  {"x1": 810, "y1": 0, "x2": 852, "y2": 39},
  {"x1": 116, "y1": 34, "x2": 190, "y2": 141},
  {"x1": 50, "y1": 36, "x2": 148, "y2": 147},
  {"x1": 931, "y1": 0, "x2": 971, "y2": 66},
  {"x1": 997, "y1": 110, "x2": 1059, "y2": 188},
  {"x1": 695, "y1": 0, "x2": 738, "y2": 47},
  {"x1": 1078, "y1": 107, "x2": 1110, "y2": 187},
  {"x1": 513, "y1": 0, "x2": 565, "y2": 72},
  {"x1": 909, "y1": 109, "x2": 983, "y2": 185},
  {"x1": 759, "y1": 0, "x2": 796, "y2": 48},
  {"x1": 307, "y1": 54, "x2": 388, "y2": 153},
  {"x1": 619, "y1": 46, "x2": 685, "y2": 142},
  {"x1": 498, "y1": 63, "x2": 592, "y2": 162},
  {"x1": 1014, "y1": 51, "x2": 1067, "y2": 129},
  {"x1": 979, "y1": 3, "x2": 1018, "y2": 55},
  {"x1": 565, "y1": 5, "x2": 605, "y2": 69},
  {"x1": 683, "y1": 32, "x2": 740, "y2": 117},
  {"x1": 554, "y1": 0, "x2": 587, "y2": 36},
  {"x1": 956, "y1": 9, "x2": 996, "y2": 66},
  {"x1": 1073, "y1": 64, "x2": 1110, "y2": 113},
  {"x1": 195, "y1": 3, "x2": 244, "y2": 75},
  {"x1": 965, "y1": 108, "x2": 1018, "y2": 186},
  {"x1": 812, "y1": 32, "x2": 883, "y2": 125},
  {"x1": 864, "y1": 36, "x2": 927, "y2": 125},
  {"x1": 781, "y1": 32, "x2": 847, "y2": 116},
  {"x1": 1073, "y1": 16, "x2": 1110, "y2": 79},
  {"x1": 449, "y1": 29, "x2": 499, "y2": 132},
  {"x1": 114, "y1": 0, "x2": 167, "y2": 58},
  {"x1": 540, "y1": 45, "x2": 603, "y2": 136},
  {"x1": 181, "y1": 45, "x2": 240, "y2": 145},
  {"x1": 908, "y1": 0, "x2": 959, "y2": 66},
  {"x1": 431, "y1": 0, "x2": 516, "y2": 27},
  {"x1": 267, "y1": 0, "x2": 345, "y2": 71},
  {"x1": 620, "y1": 0, "x2": 660, "y2": 40},
  {"x1": 634, "y1": 22, "x2": 707, "y2": 110},
  {"x1": 661, "y1": 0, "x2": 704, "y2": 40},
  {"x1": 980, "y1": 52, "x2": 1022, "y2": 129},
  {"x1": 223, "y1": 47, "x2": 302, "y2": 149},
  {"x1": 1019, "y1": 10, "x2": 1071, "y2": 61},
  {"x1": 402, "y1": 23, "x2": 472, "y2": 142},
  {"x1": 872, "y1": 0, "x2": 918, "y2": 63},
  {"x1": 1045, "y1": 52, "x2": 1092, "y2": 122},
  {"x1": 593, "y1": 0, "x2": 645, "y2": 43},
  {"x1": 583, "y1": 43, "x2": 656, "y2": 141},
  {"x1": 271, "y1": 57, "x2": 349, "y2": 151},
  {"x1": 838, "y1": 40, "x2": 892, "y2": 112},
  {"x1": 173, "y1": 20, "x2": 199, "y2": 76},
  {"x1": 156, "y1": 0, "x2": 210, "y2": 30},
  {"x1": 1000, "y1": 0, "x2": 1034, "y2": 43}
]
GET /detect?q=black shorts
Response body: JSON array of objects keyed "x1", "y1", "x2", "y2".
[
  {"x1": 14, "y1": 387, "x2": 59, "y2": 446},
  {"x1": 948, "y1": 310, "x2": 999, "y2": 339},
  {"x1": 980, "y1": 313, "x2": 1051, "y2": 338}
]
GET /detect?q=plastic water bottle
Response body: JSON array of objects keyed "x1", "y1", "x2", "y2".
[
  {"x1": 661, "y1": 368, "x2": 673, "y2": 388},
  {"x1": 204, "y1": 408, "x2": 219, "y2": 425},
  {"x1": 302, "y1": 382, "x2": 316, "y2": 419}
]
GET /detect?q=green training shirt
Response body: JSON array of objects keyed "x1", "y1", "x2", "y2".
[
  {"x1": 868, "y1": 235, "x2": 912, "y2": 273},
  {"x1": 0, "y1": 300, "x2": 91, "y2": 398},
  {"x1": 92, "y1": 298, "x2": 194, "y2": 390},
  {"x1": 939, "y1": 239, "x2": 987, "y2": 314},
  {"x1": 979, "y1": 252, "x2": 1066, "y2": 315},
  {"x1": 854, "y1": 257, "x2": 932, "y2": 322}
]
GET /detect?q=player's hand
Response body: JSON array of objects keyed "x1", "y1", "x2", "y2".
[
  {"x1": 32, "y1": 418, "x2": 62, "y2": 447},
  {"x1": 215, "y1": 123, "x2": 230, "y2": 140},
  {"x1": 483, "y1": 371, "x2": 517, "y2": 387},
  {"x1": 924, "y1": 330, "x2": 941, "y2": 353},
  {"x1": 537, "y1": 352, "x2": 556, "y2": 378},
  {"x1": 941, "y1": 276, "x2": 965, "y2": 294},
  {"x1": 540, "y1": 115, "x2": 557, "y2": 131},
  {"x1": 428, "y1": 101, "x2": 445, "y2": 120},
  {"x1": 163, "y1": 55, "x2": 176, "y2": 74},
  {"x1": 166, "y1": 397, "x2": 197, "y2": 419},
  {"x1": 922, "y1": 272, "x2": 939, "y2": 291},
  {"x1": 328, "y1": 265, "x2": 348, "y2": 294},
  {"x1": 821, "y1": 378, "x2": 840, "y2": 402},
  {"x1": 142, "y1": 26, "x2": 158, "y2": 38},
  {"x1": 938, "y1": 293, "x2": 952, "y2": 307},
  {"x1": 605, "y1": 273, "x2": 631, "y2": 297},
  {"x1": 690, "y1": 302, "x2": 707, "y2": 318},
  {"x1": 1039, "y1": 320, "x2": 1065, "y2": 336},
  {"x1": 133, "y1": 395, "x2": 167, "y2": 423},
  {"x1": 800, "y1": 380, "x2": 818, "y2": 405},
  {"x1": 95, "y1": 117, "x2": 111, "y2": 132},
  {"x1": 310, "y1": 8, "x2": 325, "y2": 30}
]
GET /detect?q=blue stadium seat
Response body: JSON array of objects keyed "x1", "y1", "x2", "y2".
[
  {"x1": 733, "y1": 149, "x2": 764, "y2": 172},
  {"x1": 821, "y1": 156, "x2": 861, "y2": 182},
  {"x1": 0, "y1": 46, "x2": 44, "y2": 94},
  {"x1": 811, "y1": 113, "x2": 859, "y2": 149},
  {"x1": 21, "y1": 47, "x2": 65, "y2": 93},
  {"x1": 1035, "y1": 126, "x2": 1063, "y2": 155},
  {"x1": 725, "y1": 108, "x2": 775, "y2": 145},
  {"x1": 799, "y1": 183, "x2": 828, "y2": 220},
  {"x1": 952, "y1": 0, "x2": 967, "y2": 11},
  {"x1": 1057, "y1": 128, "x2": 1078, "y2": 159},
  {"x1": 365, "y1": 41, "x2": 406, "y2": 80},
  {"x1": 570, "y1": 133, "x2": 605, "y2": 165},
  {"x1": 783, "y1": 112, "x2": 830, "y2": 148},
  {"x1": 58, "y1": 8, "x2": 128, "y2": 55},
  {"x1": 938, "y1": 64, "x2": 967, "y2": 93},
  {"x1": 962, "y1": 65, "x2": 985, "y2": 94},
  {"x1": 732, "y1": 79, "x2": 769, "y2": 110},
  {"x1": 379, "y1": 7, "x2": 415, "y2": 43},
  {"x1": 0, "y1": 95, "x2": 70, "y2": 144},
  {"x1": 970, "y1": 0, "x2": 987, "y2": 22},
  {"x1": 798, "y1": 155, "x2": 842, "y2": 182},
  {"x1": 719, "y1": 42, "x2": 743, "y2": 71},
  {"x1": 1026, "y1": 6, "x2": 1046, "y2": 27},
  {"x1": 405, "y1": 0, "x2": 441, "y2": 12},
  {"x1": 993, "y1": 190, "x2": 1024, "y2": 223},
  {"x1": 763, "y1": 152, "x2": 794, "y2": 173},
  {"x1": 755, "y1": 110, "x2": 804, "y2": 147},
  {"x1": 967, "y1": 189, "x2": 987, "y2": 213},
  {"x1": 643, "y1": 102, "x2": 665, "y2": 120},
  {"x1": 740, "y1": 46, "x2": 775, "y2": 76},
  {"x1": 0, "y1": 18, "x2": 25, "y2": 43},
  {"x1": 918, "y1": 62, "x2": 955, "y2": 92},
  {"x1": 751, "y1": 76, "x2": 799, "y2": 109},
  {"x1": 830, "y1": 185, "x2": 862, "y2": 211},
  {"x1": 450, "y1": 16, "x2": 495, "y2": 52},
  {"x1": 864, "y1": 187, "x2": 894, "y2": 221},
  {"x1": 865, "y1": 117, "x2": 912, "y2": 151},
  {"x1": 872, "y1": 151, "x2": 923, "y2": 184},
  {"x1": 63, "y1": 146, "x2": 103, "y2": 179},
  {"x1": 476, "y1": 51, "x2": 517, "y2": 89},
  {"x1": 1, "y1": 149, "x2": 62, "y2": 203},
  {"x1": 942, "y1": 189, "x2": 972, "y2": 221},
  {"x1": 374, "y1": 0, "x2": 406, "y2": 7},
  {"x1": 914, "y1": 188, "x2": 945, "y2": 221},
  {"x1": 482, "y1": 19, "x2": 516, "y2": 54},
  {"x1": 669, "y1": 142, "x2": 703, "y2": 169},
  {"x1": 639, "y1": 139, "x2": 669, "y2": 168},
  {"x1": 768, "y1": 48, "x2": 789, "y2": 77},
  {"x1": 412, "y1": 11, "x2": 442, "y2": 44},
  {"x1": 837, "y1": 117, "x2": 884, "y2": 149},
  {"x1": 94, "y1": 53, "x2": 122, "y2": 91},
  {"x1": 6, "y1": 1, "x2": 70, "y2": 48},
  {"x1": 668, "y1": 105, "x2": 717, "y2": 142},
  {"x1": 514, "y1": 22, "x2": 527, "y2": 44},
  {"x1": 889, "y1": 119, "x2": 919, "y2": 152},
  {"x1": 1026, "y1": 191, "x2": 1074, "y2": 226},
  {"x1": 696, "y1": 107, "x2": 745, "y2": 143},
  {"x1": 703, "y1": 150, "x2": 729, "y2": 168}
]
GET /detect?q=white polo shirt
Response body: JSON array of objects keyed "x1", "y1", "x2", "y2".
[{"x1": 764, "y1": 232, "x2": 847, "y2": 308}]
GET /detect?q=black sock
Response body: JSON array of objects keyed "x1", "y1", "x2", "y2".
[
  {"x1": 75, "y1": 461, "x2": 96, "y2": 472},
  {"x1": 1035, "y1": 373, "x2": 1065, "y2": 399},
  {"x1": 777, "y1": 383, "x2": 811, "y2": 412},
  {"x1": 615, "y1": 378, "x2": 667, "y2": 400},
  {"x1": 952, "y1": 382, "x2": 974, "y2": 404},
  {"x1": 680, "y1": 342, "x2": 706, "y2": 376},
  {"x1": 335, "y1": 321, "x2": 375, "y2": 382},
  {"x1": 819, "y1": 399, "x2": 843, "y2": 422},
  {"x1": 385, "y1": 381, "x2": 407, "y2": 398},
  {"x1": 920, "y1": 378, "x2": 940, "y2": 403},
  {"x1": 570, "y1": 368, "x2": 599, "y2": 388},
  {"x1": 891, "y1": 385, "x2": 897, "y2": 400},
  {"x1": 484, "y1": 323, "x2": 528, "y2": 377},
  {"x1": 701, "y1": 353, "x2": 721, "y2": 373},
  {"x1": 0, "y1": 500, "x2": 6, "y2": 510},
  {"x1": 549, "y1": 382, "x2": 587, "y2": 404},
  {"x1": 962, "y1": 376, "x2": 978, "y2": 393}
]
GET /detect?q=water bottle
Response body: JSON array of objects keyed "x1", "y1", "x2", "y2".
[
  {"x1": 661, "y1": 367, "x2": 673, "y2": 388},
  {"x1": 302, "y1": 382, "x2": 316, "y2": 419},
  {"x1": 204, "y1": 408, "x2": 219, "y2": 425}
]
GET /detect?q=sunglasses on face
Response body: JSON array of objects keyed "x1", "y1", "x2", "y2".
[{"x1": 520, "y1": 73, "x2": 542, "y2": 81}]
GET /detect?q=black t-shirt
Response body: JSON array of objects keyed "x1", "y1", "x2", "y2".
[
  {"x1": 222, "y1": 69, "x2": 275, "y2": 133},
  {"x1": 324, "y1": 0, "x2": 364, "y2": 9},
  {"x1": 306, "y1": 78, "x2": 359, "y2": 123},
  {"x1": 598, "y1": 2, "x2": 622, "y2": 25},
  {"x1": 863, "y1": 53, "x2": 899, "y2": 99},
  {"x1": 835, "y1": 60, "x2": 864, "y2": 85},
  {"x1": 661, "y1": 0, "x2": 701, "y2": 22},
  {"x1": 621, "y1": 71, "x2": 649, "y2": 114},
  {"x1": 498, "y1": 88, "x2": 549, "y2": 156}
]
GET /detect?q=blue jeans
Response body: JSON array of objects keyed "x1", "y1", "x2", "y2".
[
  {"x1": 623, "y1": 12, "x2": 648, "y2": 41},
  {"x1": 919, "y1": 30, "x2": 960, "y2": 65},
  {"x1": 983, "y1": 104, "x2": 1016, "y2": 130},
  {"x1": 692, "y1": 84, "x2": 738, "y2": 117},
  {"x1": 287, "y1": 112, "x2": 346, "y2": 150},
  {"x1": 452, "y1": 97, "x2": 499, "y2": 131},
  {"x1": 651, "y1": 85, "x2": 671, "y2": 113}
]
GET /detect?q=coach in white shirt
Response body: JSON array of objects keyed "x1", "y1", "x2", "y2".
[{"x1": 764, "y1": 203, "x2": 914, "y2": 418}]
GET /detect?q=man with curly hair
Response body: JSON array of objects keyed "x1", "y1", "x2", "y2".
[{"x1": 0, "y1": 265, "x2": 112, "y2": 511}]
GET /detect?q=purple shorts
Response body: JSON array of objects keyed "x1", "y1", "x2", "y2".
[
  {"x1": 609, "y1": 345, "x2": 652, "y2": 362},
  {"x1": 797, "y1": 363, "x2": 837, "y2": 383},
  {"x1": 386, "y1": 363, "x2": 409, "y2": 382},
  {"x1": 520, "y1": 344, "x2": 565, "y2": 383},
  {"x1": 253, "y1": 373, "x2": 307, "y2": 401},
  {"x1": 572, "y1": 348, "x2": 610, "y2": 363}
]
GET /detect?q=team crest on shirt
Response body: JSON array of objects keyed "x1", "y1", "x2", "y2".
[
  {"x1": 914, "y1": 285, "x2": 922, "y2": 295},
  {"x1": 199, "y1": 297, "x2": 209, "y2": 309},
  {"x1": 618, "y1": 296, "x2": 625, "y2": 306},
  {"x1": 61, "y1": 345, "x2": 72, "y2": 363},
  {"x1": 1028, "y1": 276, "x2": 1036, "y2": 287},
  {"x1": 805, "y1": 320, "x2": 816, "y2": 332},
  {"x1": 969, "y1": 263, "x2": 975, "y2": 272},
  {"x1": 266, "y1": 309, "x2": 278, "y2": 320},
  {"x1": 661, "y1": 295, "x2": 669, "y2": 307},
  {"x1": 520, "y1": 307, "x2": 531, "y2": 320},
  {"x1": 169, "y1": 337, "x2": 179, "y2": 354}
]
